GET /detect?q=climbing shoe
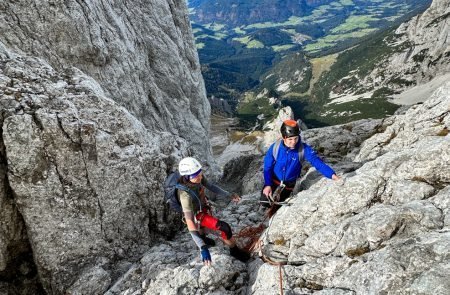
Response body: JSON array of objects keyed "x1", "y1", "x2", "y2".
[
  {"x1": 229, "y1": 246, "x2": 250, "y2": 262},
  {"x1": 200, "y1": 234, "x2": 216, "y2": 247}
]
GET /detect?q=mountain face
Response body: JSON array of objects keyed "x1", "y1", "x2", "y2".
[
  {"x1": 0, "y1": 1, "x2": 210, "y2": 294},
  {"x1": 0, "y1": 0, "x2": 211, "y2": 161},
  {"x1": 364, "y1": 0, "x2": 450, "y2": 91},
  {"x1": 188, "y1": 0, "x2": 432, "y2": 125},
  {"x1": 188, "y1": 0, "x2": 324, "y2": 26},
  {"x1": 308, "y1": 0, "x2": 450, "y2": 125},
  {"x1": 73, "y1": 81, "x2": 450, "y2": 294},
  {"x1": 245, "y1": 0, "x2": 448, "y2": 127}
]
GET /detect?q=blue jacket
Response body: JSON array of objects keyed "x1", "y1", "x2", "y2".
[{"x1": 263, "y1": 140, "x2": 335, "y2": 186}]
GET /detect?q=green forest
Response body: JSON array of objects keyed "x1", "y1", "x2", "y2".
[{"x1": 188, "y1": 0, "x2": 432, "y2": 127}]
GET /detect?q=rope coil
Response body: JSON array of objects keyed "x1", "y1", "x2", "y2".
[{"x1": 235, "y1": 205, "x2": 289, "y2": 295}]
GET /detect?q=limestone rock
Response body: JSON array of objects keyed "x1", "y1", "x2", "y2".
[
  {"x1": 0, "y1": 0, "x2": 212, "y2": 293},
  {"x1": 0, "y1": 0, "x2": 212, "y2": 161},
  {"x1": 364, "y1": 0, "x2": 450, "y2": 101},
  {"x1": 252, "y1": 82, "x2": 450, "y2": 294},
  {"x1": 0, "y1": 44, "x2": 190, "y2": 293}
]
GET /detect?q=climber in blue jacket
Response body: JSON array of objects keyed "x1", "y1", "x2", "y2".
[{"x1": 261, "y1": 119, "x2": 340, "y2": 212}]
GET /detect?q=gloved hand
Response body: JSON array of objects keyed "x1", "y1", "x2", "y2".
[{"x1": 200, "y1": 245, "x2": 211, "y2": 266}]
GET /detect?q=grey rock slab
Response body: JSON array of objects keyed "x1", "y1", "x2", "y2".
[
  {"x1": 0, "y1": 44, "x2": 193, "y2": 293},
  {"x1": 0, "y1": 0, "x2": 213, "y2": 162},
  {"x1": 251, "y1": 80, "x2": 450, "y2": 294}
]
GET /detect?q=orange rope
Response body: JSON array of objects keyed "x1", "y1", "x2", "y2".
[{"x1": 235, "y1": 223, "x2": 266, "y2": 252}]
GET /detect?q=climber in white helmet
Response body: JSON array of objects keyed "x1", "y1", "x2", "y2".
[{"x1": 177, "y1": 157, "x2": 250, "y2": 266}]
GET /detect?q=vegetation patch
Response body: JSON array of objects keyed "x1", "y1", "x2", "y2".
[
  {"x1": 233, "y1": 27, "x2": 246, "y2": 34},
  {"x1": 436, "y1": 128, "x2": 449, "y2": 136},
  {"x1": 272, "y1": 44, "x2": 296, "y2": 52},
  {"x1": 233, "y1": 36, "x2": 265, "y2": 48},
  {"x1": 304, "y1": 28, "x2": 378, "y2": 53},
  {"x1": 242, "y1": 134, "x2": 258, "y2": 144},
  {"x1": 307, "y1": 54, "x2": 339, "y2": 95},
  {"x1": 388, "y1": 77, "x2": 415, "y2": 87},
  {"x1": 204, "y1": 23, "x2": 226, "y2": 31},
  {"x1": 346, "y1": 246, "x2": 370, "y2": 258},
  {"x1": 245, "y1": 16, "x2": 306, "y2": 30},
  {"x1": 340, "y1": 0, "x2": 354, "y2": 5},
  {"x1": 283, "y1": 95, "x2": 399, "y2": 128},
  {"x1": 229, "y1": 131, "x2": 247, "y2": 143},
  {"x1": 310, "y1": 28, "x2": 398, "y2": 103},
  {"x1": 371, "y1": 87, "x2": 396, "y2": 99},
  {"x1": 236, "y1": 94, "x2": 277, "y2": 125},
  {"x1": 330, "y1": 15, "x2": 379, "y2": 34}
]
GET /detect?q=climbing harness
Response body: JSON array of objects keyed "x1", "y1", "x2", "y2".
[{"x1": 272, "y1": 182, "x2": 285, "y2": 202}]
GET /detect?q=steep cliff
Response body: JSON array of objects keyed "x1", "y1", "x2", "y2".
[
  {"x1": 0, "y1": 0, "x2": 212, "y2": 294},
  {"x1": 328, "y1": 0, "x2": 450, "y2": 104},
  {"x1": 376, "y1": 0, "x2": 450, "y2": 86},
  {"x1": 0, "y1": 0, "x2": 211, "y2": 159}
]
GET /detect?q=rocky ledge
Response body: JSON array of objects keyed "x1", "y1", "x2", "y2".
[{"x1": 84, "y1": 80, "x2": 449, "y2": 294}]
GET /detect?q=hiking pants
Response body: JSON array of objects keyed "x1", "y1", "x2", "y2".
[{"x1": 196, "y1": 210, "x2": 232, "y2": 240}]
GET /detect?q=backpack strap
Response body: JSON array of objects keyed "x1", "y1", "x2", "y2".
[
  {"x1": 298, "y1": 141, "x2": 304, "y2": 162},
  {"x1": 272, "y1": 139, "x2": 282, "y2": 161},
  {"x1": 272, "y1": 139, "x2": 304, "y2": 162},
  {"x1": 175, "y1": 183, "x2": 202, "y2": 212}
]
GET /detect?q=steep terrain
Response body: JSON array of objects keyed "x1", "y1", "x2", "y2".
[
  {"x1": 0, "y1": 0, "x2": 211, "y2": 160},
  {"x1": 365, "y1": 0, "x2": 450, "y2": 94},
  {"x1": 93, "y1": 81, "x2": 449, "y2": 294},
  {"x1": 297, "y1": 0, "x2": 450, "y2": 126},
  {"x1": 0, "y1": 1, "x2": 210, "y2": 294},
  {"x1": 0, "y1": 0, "x2": 448, "y2": 294}
]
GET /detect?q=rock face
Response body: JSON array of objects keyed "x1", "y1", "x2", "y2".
[
  {"x1": 0, "y1": 45, "x2": 191, "y2": 294},
  {"x1": 88, "y1": 81, "x2": 449, "y2": 294},
  {"x1": 0, "y1": 0, "x2": 211, "y2": 160},
  {"x1": 0, "y1": 0, "x2": 212, "y2": 294},
  {"x1": 253, "y1": 82, "x2": 450, "y2": 294},
  {"x1": 364, "y1": 0, "x2": 450, "y2": 96}
]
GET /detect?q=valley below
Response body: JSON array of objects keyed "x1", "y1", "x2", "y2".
[{"x1": 188, "y1": 0, "x2": 435, "y2": 128}]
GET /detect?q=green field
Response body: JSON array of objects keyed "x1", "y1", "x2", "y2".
[
  {"x1": 233, "y1": 36, "x2": 265, "y2": 48},
  {"x1": 189, "y1": 0, "x2": 432, "y2": 127}
]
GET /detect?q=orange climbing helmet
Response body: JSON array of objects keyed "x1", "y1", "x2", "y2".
[{"x1": 280, "y1": 120, "x2": 300, "y2": 138}]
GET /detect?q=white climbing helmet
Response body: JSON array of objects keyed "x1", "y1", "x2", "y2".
[{"x1": 178, "y1": 157, "x2": 202, "y2": 176}]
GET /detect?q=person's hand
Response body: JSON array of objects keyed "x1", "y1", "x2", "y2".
[
  {"x1": 263, "y1": 186, "x2": 272, "y2": 197},
  {"x1": 231, "y1": 193, "x2": 241, "y2": 203},
  {"x1": 332, "y1": 174, "x2": 345, "y2": 186},
  {"x1": 200, "y1": 246, "x2": 211, "y2": 266}
]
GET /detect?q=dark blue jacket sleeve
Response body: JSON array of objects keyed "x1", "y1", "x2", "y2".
[
  {"x1": 303, "y1": 143, "x2": 335, "y2": 179},
  {"x1": 203, "y1": 178, "x2": 231, "y2": 198},
  {"x1": 263, "y1": 143, "x2": 276, "y2": 186}
]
